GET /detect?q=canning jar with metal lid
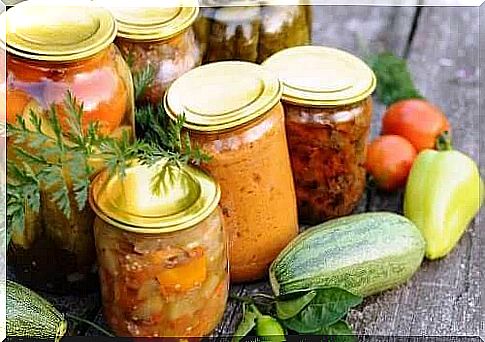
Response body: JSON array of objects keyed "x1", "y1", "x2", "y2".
[
  {"x1": 195, "y1": 0, "x2": 312, "y2": 64},
  {"x1": 99, "y1": 0, "x2": 201, "y2": 105},
  {"x1": 90, "y1": 159, "x2": 228, "y2": 337},
  {"x1": 164, "y1": 61, "x2": 298, "y2": 283},
  {"x1": 3, "y1": 0, "x2": 135, "y2": 293},
  {"x1": 263, "y1": 46, "x2": 376, "y2": 224}
]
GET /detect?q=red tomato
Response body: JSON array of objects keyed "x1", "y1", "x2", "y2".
[
  {"x1": 366, "y1": 135, "x2": 417, "y2": 192},
  {"x1": 382, "y1": 99, "x2": 451, "y2": 151}
]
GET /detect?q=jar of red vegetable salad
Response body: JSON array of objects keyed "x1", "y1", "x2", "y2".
[
  {"x1": 164, "y1": 61, "x2": 298, "y2": 283},
  {"x1": 263, "y1": 46, "x2": 376, "y2": 224},
  {"x1": 3, "y1": 0, "x2": 134, "y2": 293},
  {"x1": 99, "y1": 0, "x2": 201, "y2": 105},
  {"x1": 90, "y1": 160, "x2": 228, "y2": 337}
]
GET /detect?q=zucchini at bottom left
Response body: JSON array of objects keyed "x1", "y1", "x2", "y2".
[{"x1": 7, "y1": 280, "x2": 67, "y2": 340}]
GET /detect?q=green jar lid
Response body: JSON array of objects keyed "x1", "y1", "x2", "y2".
[
  {"x1": 89, "y1": 159, "x2": 221, "y2": 233},
  {"x1": 0, "y1": 0, "x2": 117, "y2": 62}
]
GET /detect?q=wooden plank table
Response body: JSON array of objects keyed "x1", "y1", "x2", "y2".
[{"x1": 20, "y1": 4, "x2": 483, "y2": 338}]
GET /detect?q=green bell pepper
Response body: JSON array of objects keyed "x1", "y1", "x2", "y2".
[{"x1": 404, "y1": 137, "x2": 484, "y2": 260}]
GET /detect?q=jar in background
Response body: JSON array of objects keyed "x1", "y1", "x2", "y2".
[
  {"x1": 90, "y1": 160, "x2": 227, "y2": 337},
  {"x1": 263, "y1": 46, "x2": 376, "y2": 224},
  {"x1": 3, "y1": 1, "x2": 135, "y2": 293},
  {"x1": 164, "y1": 61, "x2": 298, "y2": 283},
  {"x1": 195, "y1": 0, "x2": 312, "y2": 64},
  {"x1": 101, "y1": 0, "x2": 201, "y2": 104}
]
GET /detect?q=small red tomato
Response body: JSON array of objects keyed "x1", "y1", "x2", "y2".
[
  {"x1": 366, "y1": 135, "x2": 417, "y2": 192},
  {"x1": 382, "y1": 99, "x2": 450, "y2": 151}
]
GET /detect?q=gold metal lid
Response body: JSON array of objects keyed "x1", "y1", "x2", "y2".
[
  {"x1": 0, "y1": 0, "x2": 117, "y2": 62},
  {"x1": 262, "y1": 46, "x2": 377, "y2": 107},
  {"x1": 98, "y1": 0, "x2": 199, "y2": 41},
  {"x1": 89, "y1": 160, "x2": 221, "y2": 233},
  {"x1": 164, "y1": 61, "x2": 282, "y2": 132}
]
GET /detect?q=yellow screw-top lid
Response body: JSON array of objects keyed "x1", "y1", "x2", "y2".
[
  {"x1": 0, "y1": 0, "x2": 117, "y2": 62},
  {"x1": 98, "y1": 0, "x2": 199, "y2": 41},
  {"x1": 164, "y1": 61, "x2": 282, "y2": 132},
  {"x1": 262, "y1": 46, "x2": 377, "y2": 107},
  {"x1": 89, "y1": 160, "x2": 221, "y2": 233}
]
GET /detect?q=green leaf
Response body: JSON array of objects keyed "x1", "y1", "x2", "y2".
[
  {"x1": 281, "y1": 288, "x2": 362, "y2": 334},
  {"x1": 368, "y1": 52, "x2": 424, "y2": 106},
  {"x1": 232, "y1": 303, "x2": 258, "y2": 342},
  {"x1": 276, "y1": 290, "x2": 317, "y2": 320},
  {"x1": 319, "y1": 320, "x2": 356, "y2": 342},
  {"x1": 133, "y1": 64, "x2": 156, "y2": 101}
]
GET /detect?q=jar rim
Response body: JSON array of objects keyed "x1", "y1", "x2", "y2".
[
  {"x1": 89, "y1": 159, "x2": 221, "y2": 234},
  {"x1": 164, "y1": 61, "x2": 283, "y2": 132},
  {"x1": 262, "y1": 46, "x2": 377, "y2": 107},
  {"x1": 0, "y1": 1, "x2": 117, "y2": 62}
]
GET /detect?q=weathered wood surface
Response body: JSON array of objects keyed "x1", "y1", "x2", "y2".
[{"x1": 47, "y1": 4, "x2": 485, "y2": 338}]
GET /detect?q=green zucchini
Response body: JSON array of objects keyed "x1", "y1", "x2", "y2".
[
  {"x1": 7, "y1": 280, "x2": 67, "y2": 340},
  {"x1": 269, "y1": 212, "x2": 425, "y2": 297}
]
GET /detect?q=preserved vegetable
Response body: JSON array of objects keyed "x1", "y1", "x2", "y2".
[
  {"x1": 95, "y1": 210, "x2": 228, "y2": 337},
  {"x1": 4, "y1": 1, "x2": 134, "y2": 293},
  {"x1": 285, "y1": 99, "x2": 372, "y2": 222},
  {"x1": 263, "y1": 46, "x2": 376, "y2": 224},
  {"x1": 101, "y1": 1, "x2": 201, "y2": 104},
  {"x1": 90, "y1": 160, "x2": 227, "y2": 337},
  {"x1": 196, "y1": 0, "x2": 312, "y2": 64},
  {"x1": 165, "y1": 61, "x2": 298, "y2": 282}
]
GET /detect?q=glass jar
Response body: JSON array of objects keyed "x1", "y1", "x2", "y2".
[
  {"x1": 90, "y1": 160, "x2": 227, "y2": 337},
  {"x1": 101, "y1": 0, "x2": 202, "y2": 105},
  {"x1": 195, "y1": 0, "x2": 312, "y2": 64},
  {"x1": 263, "y1": 46, "x2": 376, "y2": 224},
  {"x1": 164, "y1": 61, "x2": 298, "y2": 283},
  {"x1": 3, "y1": 1, "x2": 135, "y2": 293}
]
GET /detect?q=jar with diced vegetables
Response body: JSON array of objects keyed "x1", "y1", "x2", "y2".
[
  {"x1": 3, "y1": 1, "x2": 134, "y2": 294},
  {"x1": 89, "y1": 160, "x2": 228, "y2": 337},
  {"x1": 99, "y1": 0, "x2": 202, "y2": 105}
]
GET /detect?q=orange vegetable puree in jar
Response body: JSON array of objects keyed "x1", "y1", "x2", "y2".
[
  {"x1": 263, "y1": 46, "x2": 376, "y2": 224},
  {"x1": 164, "y1": 61, "x2": 298, "y2": 282},
  {"x1": 90, "y1": 160, "x2": 228, "y2": 337}
]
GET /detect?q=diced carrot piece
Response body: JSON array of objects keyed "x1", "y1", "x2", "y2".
[
  {"x1": 6, "y1": 89, "x2": 31, "y2": 123},
  {"x1": 157, "y1": 247, "x2": 207, "y2": 294}
]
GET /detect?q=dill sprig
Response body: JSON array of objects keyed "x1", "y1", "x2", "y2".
[
  {"x1": 367, "y1": 52, "x2": 424, "y2": 106},
  {"x1": 135, "y1": 103, "x2": 212, "y2": 168},
  {"x1": 133, "y1": 64, "x2": 156, "y2": 102}
]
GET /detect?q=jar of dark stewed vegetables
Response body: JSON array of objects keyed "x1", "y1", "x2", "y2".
[
  {"x1": 3, "y1": 1, "x2": 134, "y2": 294},
  {"x1": 89, "y1": 160, "x2": 228, "y2": 337},
  {"x1": 263, "y1": 46, "x2": 376, "y2": 224},
  {"x1": 100, "y1": 0, "x2": 202, "y2": 105}
]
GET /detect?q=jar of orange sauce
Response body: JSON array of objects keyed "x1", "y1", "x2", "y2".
[
  {"x1": 3, "y1": 0, "x2": 134, "y2": 293},
  {"x1": 263, "y1": 46, "x2": 376, "y2": 224},
  {"x1": 164, "y1": 61, "x2": 298, "y2": 282}
]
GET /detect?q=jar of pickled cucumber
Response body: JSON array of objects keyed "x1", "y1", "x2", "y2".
[
  {"x1": 164, "y1": 61, "x2": 298, "y2": 282},
  {"x1": 194, "y1": 0, "x2": 312, "y2": 64},
  {"x1": 3, "y1": 1, "x2": 135, "y2": 293},
  {"x1": 90, "y1": 160, "x2": 228, "y2": 337},
  {"x1": 263, "y1": 46, "x2": 376, "y2": 224},
  {"x1": 99, "y1": 0, "x2": 202, "y2": 105}
]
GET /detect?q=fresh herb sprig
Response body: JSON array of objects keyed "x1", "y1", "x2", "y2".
[
  {"x1": 232, "y1": 287, "x2": 362, "y2": 341},
  {"x1": 135, "y1": 103, "x2": 211, "y2": 168},
  {"x1": 6, "y1": 92, "x2": 139, "y2": 243},
  {"x1": 367, "y1": 53, "x2": 424, "y2": 106},
  {"x1": 133, "y1": 64, "x2": 156, "y2": 102}
]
